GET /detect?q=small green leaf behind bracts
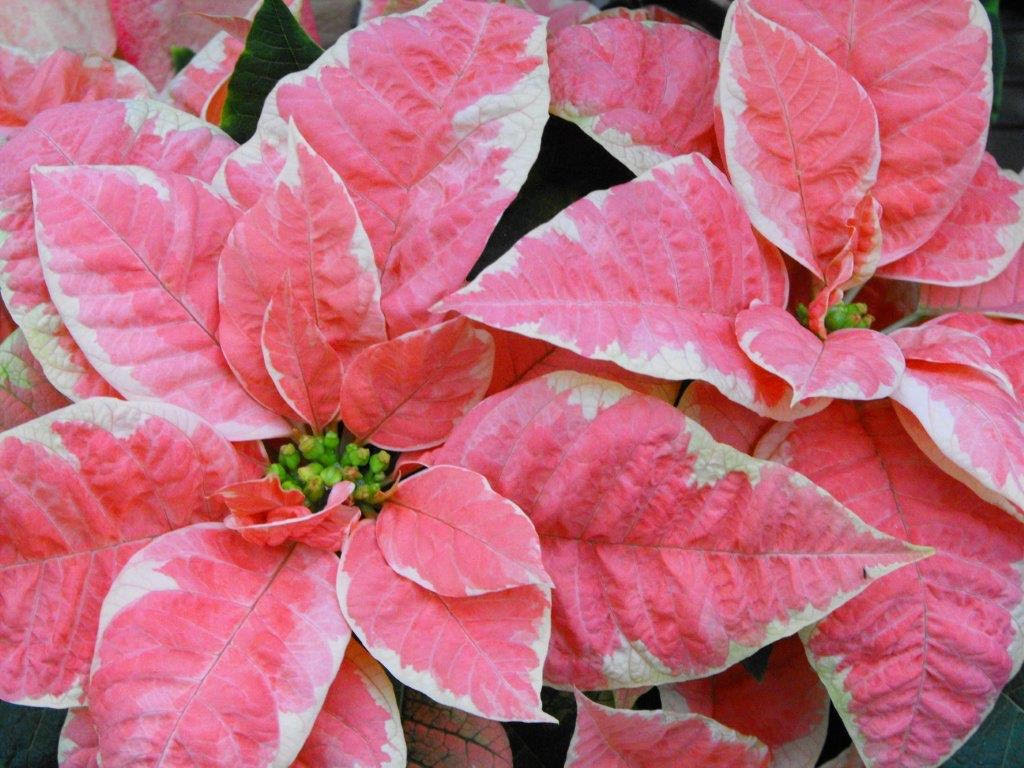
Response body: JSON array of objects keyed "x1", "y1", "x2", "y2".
[
  {"x1": 220, "y1": 0, "x2": 322, "y2": 143},
  {"x1": 0, "y1": 700, "x2": 64, "y2": 768}
]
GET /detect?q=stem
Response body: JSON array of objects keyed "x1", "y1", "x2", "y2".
[
  {"x1": 843, "y1": 283, "x2": 863, "y2": 303},
  {"x1": 881, "y1": 310, "x2": 927, "y2": 334}
]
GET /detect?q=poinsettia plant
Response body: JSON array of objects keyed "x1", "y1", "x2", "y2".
[{"x1": 1, "y1": 0, "x2": 1023, "y2": 766}]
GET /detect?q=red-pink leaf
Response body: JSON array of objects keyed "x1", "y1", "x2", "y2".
[
  {"x1": 375, "y1": 465, "x2": 550, "y2": 596},
  {"x1": 218, "y1": 125, "x2": 385, "y2": 416},
  {"x1": 736, "y1": 303, "x2": 904, "y2": 403},
  {"x1": 0, "y1": 328, "x2": 70, "y2": 430},
  {"x1": 0, "y1": 0, "x2": 115, "y2": 56},
  {"x1": 166, "y1": 32, "x2": 244, "y2": 118},
  {"x1": 676, "y1": 380, "x2": 772, "y2": 454},
  {"x1": 0, "y1": 99, "x2": 236, "y2": 400},
  {"x1": 890, "y1": 333, "x2": 1024, "y2": 516},
  {"x1": 757, "y1": 401, "x2": 1024, "y2": 768},
  {"x1": 0, "y1": 303, "x2": 14, "y2": 341},
  {"x1": 0, "y1": 398, "x2": 242, "y2": 706},
  {"x1": 0, "y1": 46, "x2": 151, "y2": 139},
  {"x1": 402, "y1": 688, "x2": 512, "y2": 768},
  {"x1": 932, "y1": 313, "x2": 1024, "y2": 397},
  {"x1": 340, "y1": 317, "x2": 494, "y2": 451},
  {"x1": 819, "y1": 748, "x2": 865, "y2": 768},
  {"x1": 878, "y1": 155, "x2": 1024, "y2": 285},
  {"x1": 338, "y1": 520, "x2": 552, "y2": 722},
  {"x1": 548, "y1": 18, "x2": 719, "y2": 174},
  {"x1": 213, "y1": 474, "x2": 308, "y2": 515},
  {"x1": 294, "y1": 641, "x2": 406, "y2": 768},
  {"x1": 430, "y1": 372, "x2": 927, "y2": 689},
  {"x1": 59, "y1": 709, "x2": 99, "y2": 768},
  {"x1": 32, "y1": 163, "x2": 287, "y2": 440},
  {"x1": 261, "y1": 280, "x2": 343, "y2": 432},
  {"x1": 90, "y1": 526, "x2": 349, "y2": 768},
  {"x1": 662, "y1": 636, "x2": 829, "y2": 768},
  {"x1": 357, "y1": 0, "x2": 597, "y2": 35},
  {"x1": 918, "y1": 244, "x2": 1024, "y2": 319},
  {"x1": 566, "y1": 690, "x2": 770, "y2": 768},
  {"x1": 261, "y1": 0, "x2": 549, "y2": 334},
  {"x1": 747, "y1": 0, "x2": 993, "y2": 264},
  {"x1": 486, "y1": 327, "x2": 678, "y2": 402},
  {"x1": 718, "y1": 2, "x2": 880, "y2": 279},
  {"x1": 447, "y1": 154, "x2": 819, "y2": 419}
]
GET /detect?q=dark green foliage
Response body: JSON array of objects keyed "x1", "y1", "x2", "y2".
[
  {"x1": 986, "y1": 0, "x2": 1007, "y2": 121},
  {"x1": 170, "y1": 45, "x2": 196, "y2": 74},
  {"x1": 0, "y1": 701, "x2": 64, "y2": 768},
  {"x1": 220, "y1": 0, "x2": 323, "y2": 143},
  {"x1": 944, "y1": 667, "x2": 1024, "y2": 767}
]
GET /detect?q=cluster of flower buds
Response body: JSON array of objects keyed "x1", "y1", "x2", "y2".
[
  {"x1": 796, "y1": 301, "x2": 875, "y2": 332},
  {"x1": 267, "y1": 429, "x2": 391, "y2": 511}
]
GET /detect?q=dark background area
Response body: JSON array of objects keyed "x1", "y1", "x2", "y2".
[{"x1": 989, "y1": 4, "x2": 1024, "y2": 170}]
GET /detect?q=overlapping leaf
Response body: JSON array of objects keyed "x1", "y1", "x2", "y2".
[
  {"x1": 878, "y1": 154, "x2": 1024, "y2": 285},
  {"x1": 757, "y1": 401, "x2": 1024, "y2": 768},
  {"x1": 218, "y1": 124, "x2": 384, "y2": 416},
  {"x1": 167, "y1": 32, "x2": 245, "y2": 120},
  {"x1": 447, "y1": 153, "x2": 820, "y2": 419},
  {"x1": 676, "y1": 380, "x2": 772, "y2": 454},
  {"x1": 0, "y1": 46, "x2": 151, "y2": 140},
  {"x1": 736, "y1": 303, "x2": 904, "y2": 403},
  {"x1": 0, "y1": 99, "x2": 236, "y2": 400},
  {"x1": 374, "y1": 465, "x2": 550, "y2": 596},
  {"x1": 718, "y1": 1, "x2": 880, "y2": 279},
  {"x1": 58, "y1": 709, "x2": 99, "y2": 768},
  {"x1": 338, "y1": 521, "x2": 553, "y2": 722},
  {"x1": 243, "y1": 0, "x2": 550, "y2": 333},
  {"x1": 32, "y1": 163, "x2": 287, "y2": 439},
  {"x1": 662, "y1": 636, "x2": 829, "y2": 768},
  {"x1": 747, "y1": 0, "x2": 992, "y2": 263},
  {"x1": 0, "y1": 398, "x2": 243, "y2": 706},
  {"x1": 402, "y1": 688, "x2": 512, "y2": 768},
  {"x1": 90, "y1": 525, "x2": 348, "y2": 768},
  {"x1": 945, "y1": 667, "x2": 1024, "y2": 768},
  {"x1": 565, "y1": 691, "x2": 770, "y2": 767},
  {"x1": 430, "y1": 372, "x2": 927, "y2": 689},
  {"x1": 294, "y1": 641, "x2": 406, "y2": 768},
  {"x1": 0, "y1": 329, "x2": 70, "y2": 430},
  {"x1": 933, "y1": 313, "x2": 1024, "y2": 396},
  {"x1": 548, "y1": 18, "x2": 719, "y2": 173},
  {"x1": 919, "y1": 244, "x2": 1024, "y2": 318},
  {"x1": 890, "y1": 325, "x2": 1024, "y2": 517},
  {"x1": 340, "y1": 317, "x2": 494, "y2": 450}
]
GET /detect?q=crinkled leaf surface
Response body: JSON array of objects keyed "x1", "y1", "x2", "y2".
[
  {"x1": 891, "y1": 328, "x2": 1024, "y2": 517},
  {"x1": 430, "y1": 372, "x2": 927, "y2": 690},
  {"x1": 338, "y1": 520, "x2": 553, "y2": 722},
  {"x1": 32, "y1": 163, "x2": 287, "y2": 440},
  {"x1": 58, "y1": 708, "x2": 99, "y2": 768},
  {"x1": 218, "y1": 124, "x2": 384, "y2": 416},
  {"x1": 756, "y1": 401, "x2": 1024, "y2": 768},
  {"x1": 919, "y1": 244, "x2": 1024, "y2": 319},
  {"x1": 932, "y1": 313, "x2": 1024, "y2": 397},
  {"x1": 447, "y1": 153, "x2": 816, "y2": 419},
  {"x1": 375, "y1": 465, "x2": 550, "y2": 596},
  {"x1": 662, "y1": 636, "x2": 829, "y2": 768},
  {"x1": 294, "y1": 641, "x2": 406, "y2": 768},
  {"x1": 0, "y1": 0, "x2": 115, "y2": 56},
  {"x1": 220, "y1": 0, "x2": 323, "y2": 143},
  {"x1": 565, "y1": 691, "x2": 770, "y2": 768},
  {"x1": 747, "y1": 0, "x2": 992, "y2": 264},
  {"x1": 0, "y1": 46, "x2": 151, "y2": 139},
  {"x1": 717, "y1": 1, "x2": 880, "y2": 279},
  {"x1": 247, "y1": 0, "x2": 550, "y2": 334},
  {"x1": 0, "y1": 699, "x2": 65, "y2": 768},
  {"x1": 0, "y1": 329, "x2": 70, "y2": 430},
  {"x1": 0, "y1": 398, "x2": 242, "y2": 706},
  {"x1": 676, "y1": 380, "x2": 772, "y2": 454},
  {"x1": 402, "y1": 688, "x2": 512, "y2": 768},
  {"x1": 735, "y1": 303, "x2": 904, "y2": 403},
  {"x1": 945, "y1": 667, "x2": 1024, "y2": 768},
  {"x1": 0, "y1": 99, "x2": 235, "y2": 400},
  {"x1": 878, "y1": 154, "x2": 1024, "y2": 285},
  {"x1": 90, "y1": 526, "x2": 349, "y2": 768},
  {"x1": 548, "y1": 18, "x2": 719, "y2": 174},
  {"x1": 261, "y1": 279, "x2": 342, "y2": 432},
  {"x1": 340, "y1": 317, "x2": 494, "y2": 451},
  {"x1": 357, "y1": 0, "x2": 597, "y2": 33}
]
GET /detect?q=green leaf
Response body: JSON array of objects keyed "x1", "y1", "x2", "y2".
[
  {"x1": 943, "y1": 667, "x2": 1024, "y2": 767},
  {"x1": 220, "y1": 0, "x2": 323, "y2": 143},
  {"x1": 170, "y1": 45, "x2": 196, "y2": 74},
  {"x1": 0, "y1": 700, "x2": 64, "y2": 768},
  {"x1": 741, "y1": 642, "x2": 774, "y2": 683}
]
